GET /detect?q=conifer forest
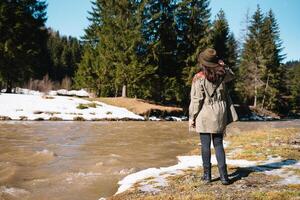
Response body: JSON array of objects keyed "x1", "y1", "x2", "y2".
[{"x1": 0, "y1": 0, "x2": 299, "y2": 115}]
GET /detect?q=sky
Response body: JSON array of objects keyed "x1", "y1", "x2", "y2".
[{"x1": 46, "y1": 0, "x2": 300, "y2": 62}]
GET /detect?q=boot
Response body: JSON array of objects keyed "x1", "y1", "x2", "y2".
[
  {"x1": 201, "y1": 163, "x2": 211, "y2": 184},
  {"x1": 218, "y1": 164, "x2": 230, "y2": 185}
]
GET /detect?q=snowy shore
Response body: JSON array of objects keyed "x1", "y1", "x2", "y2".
[
  {"x1": 0, "y1": 91, "x2": 144, "y2": 121},
  {"x1": 114, "y1": 153, "x2": 300, "y2": 196}
]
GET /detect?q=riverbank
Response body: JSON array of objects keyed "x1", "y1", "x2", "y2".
[
  {"x1": 109, "y1": 122, "x2": 300, "y2": 200},
  {"x1": 90, "y1": 97, "x2": 183, "y2": 119},
  {"x1": 0, "y1": 89, "x2": 186, "y2": 121},
  {"x1": 0, "y1": 93, "x2": 143, "y2": 121}
]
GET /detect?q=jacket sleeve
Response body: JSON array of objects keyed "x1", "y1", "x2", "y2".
[
  {"x1": 189, "y1": 79, "x2": 205, "y2": 122},
  {"x1": 224, "y1": 67, "x2": 235, "y2": 83}
]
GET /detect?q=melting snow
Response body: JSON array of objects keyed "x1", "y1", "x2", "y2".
[
  {"x1": 115, "y1": 155, "x2": 257, "y2": 194},
  {"x1": 115, "y1": 154, "x2": 300, "y2": 195},
  {"x1": 0, "y1": 93, "x2": 144, "y2": 121}
]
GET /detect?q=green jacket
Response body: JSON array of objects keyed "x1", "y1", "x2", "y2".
[{"x1": 189, "y1": 68, "x2": 238, "y2": 133}]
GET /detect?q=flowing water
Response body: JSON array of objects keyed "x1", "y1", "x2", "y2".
[{"x1": 0, "y1": 121, "x2": 198, "y2": 200}]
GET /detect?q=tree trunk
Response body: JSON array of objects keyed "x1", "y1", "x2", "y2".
[
  {"x1": 253, "y1": 61, "x2": 258, "y2": 107},
  {"x1": 261, "y1": 74, "x2": 270, "y2": 109},
  {"x1": 115, "y1": 87, "x2": 118, "y2": 97},
  {"x1": 254, "y1": 73, "x2": 257, "y2": 107},
  {"x1": 6, "y1": 80, "x2": 12, "y2": 93},
  {"x1": 122, "y1": 85, "x2": 127, "y2": 98}
]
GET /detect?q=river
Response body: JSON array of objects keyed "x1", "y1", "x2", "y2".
[{"x1": 0, "y1": 121, "x2": 198, "y2": 200}]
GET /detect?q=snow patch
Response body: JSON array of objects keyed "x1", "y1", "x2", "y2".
[
  {"x1": 115, "y1": 155, "x2": 256, "y2": 195},
  {"x1": 115, "y1": 154, "x2": 300, "y2": 195},
  {"x1": 149, "y1": 116, "x2": 161, "y2": 121},
  {"x1": 0, "y1": 93, "x2": 144, "y2": 121}
]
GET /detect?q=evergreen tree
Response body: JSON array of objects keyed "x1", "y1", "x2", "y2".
[
  {"x1": 236, "y1": 6, "x2": 285, "y2": 110},
  {"x1": 0, "y1": 0, "x2": 48, "y2": 92},
  {"x1": 177, "y1": 0, "x2": 211, "y2": 86},
  {"x1": 285, "y1": 61, "x2": 300, "y2": 113},
  {"x1": 236, "y1": 5, "x2": 266, "y2": 107},
  {"x1": 210, "y1": 10, "x2": 238, "y2": 100},
  {"x1": 47, "y1": 30, "x2": 82, "y2": 82},
  {"x1": 76, "y1": 0, "x2": 119, "y2": 96},
  {"x1": 210, "y1": 9, "x2": 230, "y2": 63},
  {"x1": 260, "y1": 9, "x2": 284, "y2": 110},
  {"x1": 227, "y1": 33, "x2": 238, "y2": 68},
  {"x1": 75, "y1": 0, "x2": 156, "y2": 98},
  {"x1": 141, "y1": 0, "x2": 179, "y2": 103}
]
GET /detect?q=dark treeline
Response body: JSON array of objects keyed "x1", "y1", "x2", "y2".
[
  {"x1": 0, "y1": 0, "x2": 82, "y2": 91},
  {"x1": 0, "y1": 0, "x2": 299, "y2": 115},
  {"x1": 47, "y1": 30, "x2": 82, "y2": 81}
]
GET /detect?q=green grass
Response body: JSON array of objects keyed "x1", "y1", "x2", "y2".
[{"x1": 76, "y1": 102, "x2": 99, "y2": 109}]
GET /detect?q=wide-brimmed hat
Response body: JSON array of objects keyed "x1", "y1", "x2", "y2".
[{"x1": 198, "y1": 48, "x2": 220, "y2": 68}]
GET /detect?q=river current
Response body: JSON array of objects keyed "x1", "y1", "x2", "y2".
[{"x1": 0, "y1": 121, "x2": 198, "y2": 200}]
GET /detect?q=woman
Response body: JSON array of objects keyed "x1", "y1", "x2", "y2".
[{"x1": 189, "y1": 48, "x2": 238, "y2": 185}]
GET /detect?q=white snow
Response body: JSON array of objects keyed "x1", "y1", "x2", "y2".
[
  {"x1": 56, "y1": 89, "x2": 90, "y2": 97},
  {"x1": 254, "y1": 157, "x2": 300, "y2": 185},
  {"x1": 13, "y1": 87, "x2": 90, "y2": 97},
  {"x1": 149, "y1": 116, "x2": 162, "y2": 121},
  {"x1": 115, "y1": 154, "x2": 300, "y2": 195},
  {"x1": 165, "y1": 116, "x2": 188, "y2": 121},
  {"x1": 115, "y1": 155, "x2": 257, "y2": 194},
  {"x1": 0, "y1": 93, "x2": 144, "y2": 121}
]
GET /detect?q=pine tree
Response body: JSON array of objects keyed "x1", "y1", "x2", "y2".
[
  {"x1": 177, "y1": 0, "x2": 211, "y2": 86},
  {"x1": 141, "y1": 0, "x2": 179, "y2": 103},
  {"x1": 210, "y1": 10, "x2": 238, "y2": 99},
  {"x1": 287, "y1": 62, "x2": 300, "y2": 112},
  {"x1": 0, "y1": 0, "x2": 48, "y2": 92},
  {"x1": 236, "y1": 5, "x2": 266, "y2": 107},
  {"x1": 75, "y1": 0, "x2": 156, "y2": 98},
  {"x1": 75, "y1": 0, "x2": 116, "y2": 96},
  {"x1": 260, "y1": 9, "x2": 284, "y2": 110},
  {"x1": 227, "y1": 33, "x2": 238, "y2": 68},
  {"x1": 47, "y1": 30, "x2": 82, "y2": 82},
  {"x1": 210, "y1": 9, "x2": 230, "y2": 63}
]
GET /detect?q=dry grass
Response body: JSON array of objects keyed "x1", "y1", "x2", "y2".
[
  {"x1": 251, "y1": 190, "x2": 300, "y2": 200},
  {"x1": 90, "y1": 97, "x2": 182, "y2": 117},
  {"x1": 225, "y1": 128, "x2": 300, "y2": 161},
  {"x1": 110, "y1": 166, "x2": 297, "y2": 200}
]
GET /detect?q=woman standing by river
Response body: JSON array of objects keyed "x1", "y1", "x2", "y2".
[{"x1": 189, "y1": 48, "x2": 238, "y2": 185}]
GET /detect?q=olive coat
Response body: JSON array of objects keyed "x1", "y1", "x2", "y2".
[{"x1": 189, "y1": 68, "x2": 238, "y2": 133}]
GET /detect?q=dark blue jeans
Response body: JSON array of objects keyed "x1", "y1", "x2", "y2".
[{"x1": 200, "y1": 133, "x2": 226, "y2": 168}]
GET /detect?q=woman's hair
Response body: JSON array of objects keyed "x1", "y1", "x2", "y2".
[{"x1": 201, "y1": 65, "x2": 225, "y2": 83}]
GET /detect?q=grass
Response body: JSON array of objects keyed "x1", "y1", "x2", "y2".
[
  {"x1": 225, "y1": 128, "x2": 300, "y2": 161},
  {"x1": 251, "y1": 190, "x2": 300, "y2": 200},
  {"x1": 89, "y1": 97, "x2": 182, "y2": 117},
  {"x1": 49, "y1": 117, "x2": 63, "y2": 121},
  {"x1": 73, "y1": 116, "x2": 86, "y2": 121},
  {"x1": 76, "y1": 102, "x2": 98, "y2": 109}
]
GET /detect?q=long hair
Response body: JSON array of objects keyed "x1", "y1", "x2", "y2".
[{"x1": 201, "y1": 65, "x2": 225, "y2": 83}]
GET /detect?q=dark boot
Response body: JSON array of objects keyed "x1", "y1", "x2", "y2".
[
  {"x1": 201, "y1": 164, "x2": 211, "y2": 183},
  {"x1": 218, "y1": 164, "x2": 230, "y2": 185}
]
